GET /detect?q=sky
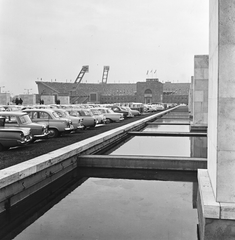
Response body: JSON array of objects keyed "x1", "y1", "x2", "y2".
[{"x1": 0, "y1": 0, "x2": 209, "y2": 96}]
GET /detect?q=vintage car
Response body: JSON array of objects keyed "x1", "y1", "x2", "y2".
[
  {"x1": 0, "y1": 111, "x2": 49, "y2": 141},
  {"x1": 23, "y1": 109, "x2": 74, "y2": 138},
  {"x1": 122, "y1": 106, "x2": 141, "y2": 116},
  {"x1": 108, "y1": 105, "x2": 131, "y2": 118},
  {"x1": 94, "y1": 107, "x2": 124, "y2": 123},
  {"x1": 90, "y1": 108, "x2": 107, "y2": 124},
  {"x1": 53, "y1": 109, "x2": 83, "y2": 131},
  {"x1": 0, "y1": 117, "x2": 32, "y2": 151},
  {"x1": 68, "y1": 109, "x2": 97, "y2": 129}
]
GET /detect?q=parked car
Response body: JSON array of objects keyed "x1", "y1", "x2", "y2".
[
  {"x1": 95, "y1": 107, "x2": 124, "y2": 122},
  {"x1": 0, "y1": 111, "x2": 49, "y2": 141},
  {"x1": 23, "y1": 109, "x2": 74, "y2": 138},
  {"x1": 53, "y1": 109, "x2": 83, "y2": 131},
  {"x1": 120, "y1": 106, "x2": 140, "y2": 117},
  {"x1": 0, "y1": 117, "x2": 32, "y2": 151},
  {"x1": 125, "y1": 107, "x2": 141, "y2": 116},
  {"x1": 90, "y1": 108, "x2": 107, "y2": 124},
  {"x1": 108, "y1": 106, "x2": 130, "y2": 118},
  {"x1": 68, "y1": 109, "x2": 97, "y2": 129}
]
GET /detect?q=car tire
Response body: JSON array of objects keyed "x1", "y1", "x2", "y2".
[
  {"x1": 48, "y1": 128, "x2": 59, "y2": 138},
  {"x1": 106, "y1": 118, "x2": 112, "y2": 123}
]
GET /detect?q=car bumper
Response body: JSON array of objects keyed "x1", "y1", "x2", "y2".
[{"x1": 33, "y1": 132, "x2": 50, "y2": 139}]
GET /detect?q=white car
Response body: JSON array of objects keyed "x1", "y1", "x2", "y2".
[
  {"x1": 23, "y1": 109, "x2": 74, "y2": 138},
  {"x1": 90, "y1": 108, "x2": 107, "y2": 124},
  {"x1": 95, "y1": 107, "x2": 124, "y2": 123},
  {"x1": 53, "y1": 109, "x2": 83, "y2": 130}
]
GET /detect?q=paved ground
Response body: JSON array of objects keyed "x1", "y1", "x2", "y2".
[{"x1": 0, "y1": 113, "x2": 155, "y2": 170}]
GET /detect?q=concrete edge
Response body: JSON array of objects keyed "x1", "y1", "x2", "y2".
[
  {"x1": 198, "y1": 169, "x2": 220, "y2": 218},
  {"x1": 198, "y1": 169, "x2": 235, "y2": 220}
]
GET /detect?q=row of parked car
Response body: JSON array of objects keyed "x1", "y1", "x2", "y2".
[{"x1": 0, "y1": 104, "x2": 143, "y2": 151}]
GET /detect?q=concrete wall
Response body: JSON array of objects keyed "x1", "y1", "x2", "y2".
[
  {"x1": 0, "y1": 93, "x2": 11, "y2": 105},
  {"x1": 41, "y1": 95, "x2": 55, "y2": 105},
  {"x1": 190, "y1": 137, "x2": 207, "y2": 158},
  {"x1": 193, "y1": 55, "x2": 209, "y2": 126},
  {"x1": 18, "y1": 94, "x2": 36, "y2": 105},
  {"x1": 208, "y1": 0, "x2": 235, "y2": 202},
  {"x1": 57, "y1": 96, "x2": 70, "y2": 104}
]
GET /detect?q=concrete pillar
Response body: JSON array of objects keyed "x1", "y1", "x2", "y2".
[
  {"x1": 188, "y1": 76, "x2": 194, "y2": 118},
  {"x1": 208, "y1": 0, "x2": 235, "y2": 203},
  {"x1": 198, "y1": 1, "x2": 235, "y2": 239},
  {"x1": 192, "y1": 55, "x2": 209, "y2": 126}
]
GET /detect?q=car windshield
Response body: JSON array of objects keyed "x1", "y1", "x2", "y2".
[
  {"x1": 52, "y1": 112, "x2": 60, "y2": 118},
  {"x1": 90, "y1": 109, "x2": 100, "y2": 115},
  {"x1": 64, "y1": 111, "x2": 70, "y2": 117},
  {"x1": 98, "y1": 109, "x2": 106, "y2": 114},
  {"x1": 69, "y1": 111, "x2": 79, "y2": 117},
  {"x1": 107, "y1": 109, "x2": 115, "y2": 114},
  {"x1": 56, "y1": 111, "x2": 66, "y2": 118},
  {"x1": 81, "y1": 110, "x2": 92, "y2": 116},
  {"x1": 19, "y1": 115, "x2": 32, "y2": 124}
]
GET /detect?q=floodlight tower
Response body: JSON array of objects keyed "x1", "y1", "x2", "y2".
[
  {"x1": 74, "y1": 65, "x2": 89, "y2": 84},
  {"x1": 101, "y1": 66, "x2": 110, "y2": 84}
]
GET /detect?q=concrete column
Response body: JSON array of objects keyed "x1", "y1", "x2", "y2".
[
  {"x1": 192, "y1": 55, "x2": 209, "y2": 126},
  {"x1": 198, "y1": 1, "x2": 235, "y2": 239},
  {"x1": 188, "y1": 76, "x2": 194, "y2": 118},
  {"x1": 208, "y1": 0, "x2": 235, "y2": 203}
]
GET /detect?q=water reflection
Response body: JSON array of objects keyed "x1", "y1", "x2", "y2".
[
  {"x1": 143, "y1": 124, "x2": 189, "y2": 132},
  {"x1": 14, "y1": 178, "x2": 198, "y2": 240},
  {"x1": 110, "y1": 136, "x2": 191, "y2": 157},
  {"x1": 155, "y1": 118, "x2": 190, "y2": 124}
]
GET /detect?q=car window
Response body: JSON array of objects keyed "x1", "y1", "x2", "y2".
[
  {"x1": 19, "y1": 115, "x2": 32, "y2": 124},
  {"x1": 56, "y1": 111, "x2": 63, "y2": 117},
  {"x1": 69, "y1": 111, "x2": 78, "y2": 117},
  {"x1": 26, "y1": 111, "x2": 36, "y2": 119},
  {"x1": 81, "y1": 110, "x2": 91, "y2": 116},
  {"x1": 52, "y1": 112, "x2": 60, "y2": 118},
  {"x1": 39, "y1": 112, "x2": 50, "y2": 119}
]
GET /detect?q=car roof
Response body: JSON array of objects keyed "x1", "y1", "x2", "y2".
[
  {"x1": 23, "y1": 108, "x2": 55, "y2": 113},
  {"x1": 0, "y1": 111, "x2": 28, "y2": 116}
]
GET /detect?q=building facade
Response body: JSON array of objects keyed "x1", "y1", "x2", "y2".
[{"x1": 35, "y1": 79, "x2": 189, "y2": 105}]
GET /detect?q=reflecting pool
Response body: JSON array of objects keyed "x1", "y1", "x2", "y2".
[
  {"x1": 12, "y1": 116, "x2": 203, "y2": 240},
  {"x1": 14, "y1": 178, "x2": 198, "y2": 240}
]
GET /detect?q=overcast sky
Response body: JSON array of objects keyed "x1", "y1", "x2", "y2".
[{"x1": 0, "y1": 0, "x2": 209, "y2": 95}]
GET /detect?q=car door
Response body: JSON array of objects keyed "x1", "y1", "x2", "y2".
[{"x1": 29, "y1": 111, "x2": 50, "y2": 126}]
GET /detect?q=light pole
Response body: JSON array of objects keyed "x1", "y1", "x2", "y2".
[{"x1": 0, "y1": 86, "x2": 5, "y2": 93}]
